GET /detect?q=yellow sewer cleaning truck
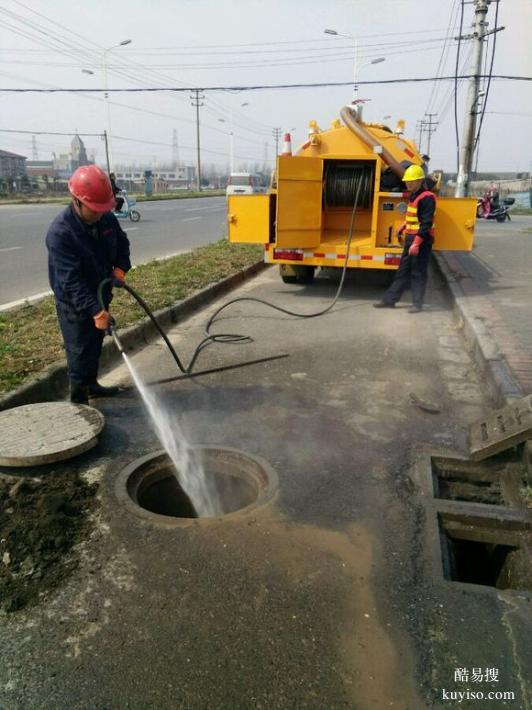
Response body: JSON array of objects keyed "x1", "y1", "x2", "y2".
[{"x1": 227, "y1": 105, "x2": 477, "y2": 284}]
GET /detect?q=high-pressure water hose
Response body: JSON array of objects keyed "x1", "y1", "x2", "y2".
[{"x1": 98, "y1": 169, "x2": 363, "y2": 377}]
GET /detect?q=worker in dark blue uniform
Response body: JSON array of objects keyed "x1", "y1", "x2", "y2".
[
  {"x1": 46, "y1": 164, "x2": 131, "y2": 404},
  {"x1": 373, "y1": 164, "x2": 437, "y2": 313}
]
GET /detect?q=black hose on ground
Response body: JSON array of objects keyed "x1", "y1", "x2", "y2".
[{"x1": 98, "y1": 175, "x2": 362, "y2": 376}]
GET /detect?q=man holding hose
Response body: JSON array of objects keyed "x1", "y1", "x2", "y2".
[
  {"x1": 46, "y1": 164, "x2": 131, "y2": 404},
  {"x1": 373, "y1": 164, "x2": 437, "y2": 313}
]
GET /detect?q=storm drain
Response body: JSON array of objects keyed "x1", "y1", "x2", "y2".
[
  {"x1": 439, "y1": 512, "x2": 532, "y2": 591},
  {"x1": 415, "y1": 444, "x2": 531, "y2": 596},
  {"x1": 431, "y1": 455, "x2": 526, "y2": 507},
  {"x1": 116, "y1": 446, "x2": 278, "y2": 526}
]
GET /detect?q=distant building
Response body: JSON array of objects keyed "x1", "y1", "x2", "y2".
[
  {"x1": 53, "y1": 134, "x2": 90, "y2": 177},
  {"x1": 0, "y1": 149, "x2": 27, "y2": 181},
  {"x1": 115, "y1": 165, "x2": 196, "y2": 190},
  {"x1": 26, "y1": 159, "x2": 57, "y2": 179}
]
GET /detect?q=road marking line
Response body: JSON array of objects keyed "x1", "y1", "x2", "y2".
[
  {"x1": 182, "y1": 216, "x2": 202, "y2": 222},
  {"x1": 0, "y1": 246, "x2": 23, "y2": 253},
  {"x1": 127, "y1": 227, "x2": 139, "y2": 231}
]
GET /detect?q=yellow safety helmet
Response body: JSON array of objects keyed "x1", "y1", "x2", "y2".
[{"x1": 402, "y1": 164, "x2": 425, "y2": 182}]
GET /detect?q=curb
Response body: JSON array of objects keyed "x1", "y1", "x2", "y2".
[
  {"x1": 433, "y1": 252, "x2": 523, "y2": 406},
  {"x1": 0, "y1": 261, "x2": 267, "y2": 411}
]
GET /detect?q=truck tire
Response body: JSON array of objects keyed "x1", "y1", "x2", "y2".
[
  {"x1": 281, "y1": 274, "x2": 298, "y2": 284},
  {"x1": 295, "y1": 266, "x2": 315, "y2": 284},
  {"x1": 279, "y1": 265, "x2": 315, "y2": 284}
]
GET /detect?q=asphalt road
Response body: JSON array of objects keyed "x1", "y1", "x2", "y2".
[{"x1": 0, "y1": 196, "x2": 227, "y2": 308}]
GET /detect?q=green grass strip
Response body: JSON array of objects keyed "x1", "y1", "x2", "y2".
[{"x1": 0, "y1": 240, "x2": 262, "y2": 395}]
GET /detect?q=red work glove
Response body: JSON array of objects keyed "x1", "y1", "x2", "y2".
[
  {"x1": 408, "y1": 235, "x2": 423, "y2": 256},
  {"x1": 93, "y1": 310, "x2": 112, "y2": 330},
  {"x1": 112, "y1": 267, "x2": 126, "y2": 288}
]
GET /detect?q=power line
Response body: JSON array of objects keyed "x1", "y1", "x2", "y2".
[
  {"x1": 454, "y1": 0, "x2": 466, "y2": 174},
  {"x1": 425, "y1": 0, "x2": 460, "y2": 116},
  {"x1": 2, "y1": 75, "x2": 528, "y2": 93},
  {"x1": 473, "y1": 0, "x2": 501, "y2": 150},
  {"x1": 0, "y1": 128, "x2": 102, "y2": 136}
]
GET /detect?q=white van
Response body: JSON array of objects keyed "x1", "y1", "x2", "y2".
[{"x1": 226, "y1": 173, "x2": 264, "y2": 196}]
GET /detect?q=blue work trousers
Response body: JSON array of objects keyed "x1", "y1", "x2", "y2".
[{"x1": 56, "y1": 302, "x2": 105, "y2": 386}]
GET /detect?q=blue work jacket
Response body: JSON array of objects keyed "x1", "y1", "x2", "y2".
[{"x1": 46, "y1": 204, "x2": 131, "y2": 317}]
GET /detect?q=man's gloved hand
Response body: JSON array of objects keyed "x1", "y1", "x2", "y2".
[
  {"x1": 93, "y1": 309, "x2": 112, "y2": 330},
  {"x1": 409, "y1": 235, "x2": 423, "y2": 256},
  {"x1": 112, "y1": 267, "x2": 126, "y2": 288}
]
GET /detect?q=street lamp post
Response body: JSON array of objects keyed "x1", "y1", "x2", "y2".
[
  {"x1": 324, "y1": 29, "x2": 385, "y2": 106},
  {"x1": 81, "y1": 69, "x2": 110, "y2": 173},
  {"x1": 102, "y1": 39, "x2": 132, "y2": 172},
  {"x1": 218, "y1": 102, "x2": 249, "y2": 173}
]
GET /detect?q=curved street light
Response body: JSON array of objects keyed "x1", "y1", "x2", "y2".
[
  {"x1": 218, "y1": 102, "x2": 250, "y2": 172},
  {"x1": 324, "y1": 29, "x2": 386, "y2": 103},
  {"x1": 102, "y1": 39, "x2": 132, "y2": 171}
]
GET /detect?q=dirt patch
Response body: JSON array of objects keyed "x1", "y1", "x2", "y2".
[{"x1": 0, "y1": 471, "x2": 98, "y2": 613}]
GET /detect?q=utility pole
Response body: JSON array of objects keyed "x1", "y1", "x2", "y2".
[
  {"x1": 423, "y1": 112, "x2": 438, "y2": 158},
  {"x1": 455, "y1": 0, "x2": 504, "y2": 197},
  {"x1": 272, "y1": 127, "x2": 282, "y2": 157},
  {"x1": 31, "y1": 135, "x2": 38, "y2": 161},
  {"x1": 103, "y1": 130, "x2": 110, "y2": 176},
  {"x1": 416, "y1": 120, "x2": 425, "y2": 153},
  {"x1": 191, "y1": 90, "x2": 205, "y2": 192}
]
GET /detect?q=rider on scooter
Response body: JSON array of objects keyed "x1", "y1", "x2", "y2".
[{"x1": 110, "y1": 172, "x2": 124, "y2": 212}]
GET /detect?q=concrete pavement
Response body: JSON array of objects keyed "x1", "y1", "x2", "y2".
[{"x1": 0, "y1": 259, "x2": 530, "y2": 708}]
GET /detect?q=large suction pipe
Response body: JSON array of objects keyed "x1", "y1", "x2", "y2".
[{"x1": 340, "y1": 105, "x2": 406, "y2": 180}]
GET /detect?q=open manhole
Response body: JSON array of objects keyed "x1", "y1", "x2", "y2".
[
  {"x1": 439, "y1": 513, "x2": 532, "y2": 592},
  {"x1": 116, "y1": 446, "x2": 278, "y2": 526}
]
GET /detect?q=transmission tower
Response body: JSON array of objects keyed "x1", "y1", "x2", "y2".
[{"x1": 172, "y1": 129, "x2": 180, "y2": 168}]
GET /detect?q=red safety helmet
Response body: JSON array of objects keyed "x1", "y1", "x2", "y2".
[{"x1": 68, "y1": 165, "x2": 116, "y2": 212}]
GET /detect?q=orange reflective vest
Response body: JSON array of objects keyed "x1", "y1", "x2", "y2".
[{"x1": 404, "y1": 190, "x2": 437, "y2": 238}]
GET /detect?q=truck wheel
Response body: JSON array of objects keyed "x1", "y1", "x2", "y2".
[
  {"x1": 281, "y1": 274, "x2": 298, "y2": 284},
  {"x1": 295, "y1": 266, "x2": 315, "y2": 284},
  {"x1": 280, "y1": 264, "x2": 298, "y2": 284}
]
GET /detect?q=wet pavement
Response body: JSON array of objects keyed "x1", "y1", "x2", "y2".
[{"x1": 0, "y1": 260, "x2": 531, "y2": 708}]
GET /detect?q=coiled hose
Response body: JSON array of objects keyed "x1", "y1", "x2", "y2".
[{"x1": 98, "y1": 175, "x2": 363, "y2": 377}]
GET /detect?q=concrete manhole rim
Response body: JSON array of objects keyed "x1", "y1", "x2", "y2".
[{"x1": 115, "y1": 445, "x2": 279, "y2": 528}]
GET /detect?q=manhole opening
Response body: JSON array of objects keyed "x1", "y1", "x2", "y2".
[
  {"x1": 439, "y1": 515, "x2": 532, "y2": 591},
  {"x1": 431, "y1": 456, "x2": 526, "y2": 506},
  {"x1": 120, "y1": 447, "x2": 277, "y2": 523},
  {"x1": 136, "y1": 465, "x2": 258, "y2": 519}
]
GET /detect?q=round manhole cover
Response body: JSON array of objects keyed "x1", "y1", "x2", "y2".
[
  {"x1": 116, "y1": 446, "x2": 278, "y2": 526},
  {"x1": 0, "y1": 402, "x2": 104, "y2": 467}
]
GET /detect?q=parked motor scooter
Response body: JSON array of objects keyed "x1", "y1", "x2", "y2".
[
  {"x1": 113, "y1": 190, "x2": 141, "y2": 222},
  {"x1": 476, "y1": 192, "x2": 514, "y2": 222}
]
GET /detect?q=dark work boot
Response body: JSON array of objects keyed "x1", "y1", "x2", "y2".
[
  {"x1": 373, "y1": 301, "x2": 395, "y2": 309},
  {"x1": 87, "y1": 381, "x2": 120, "y2": 398},
  {"x1": 70, "y1": 382, "x2": 89, "y2": 405}
]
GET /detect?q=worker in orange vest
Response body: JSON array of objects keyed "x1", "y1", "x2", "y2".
[{"x1": 373, "y1": 164, "x2": 436, "y2": 313}]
